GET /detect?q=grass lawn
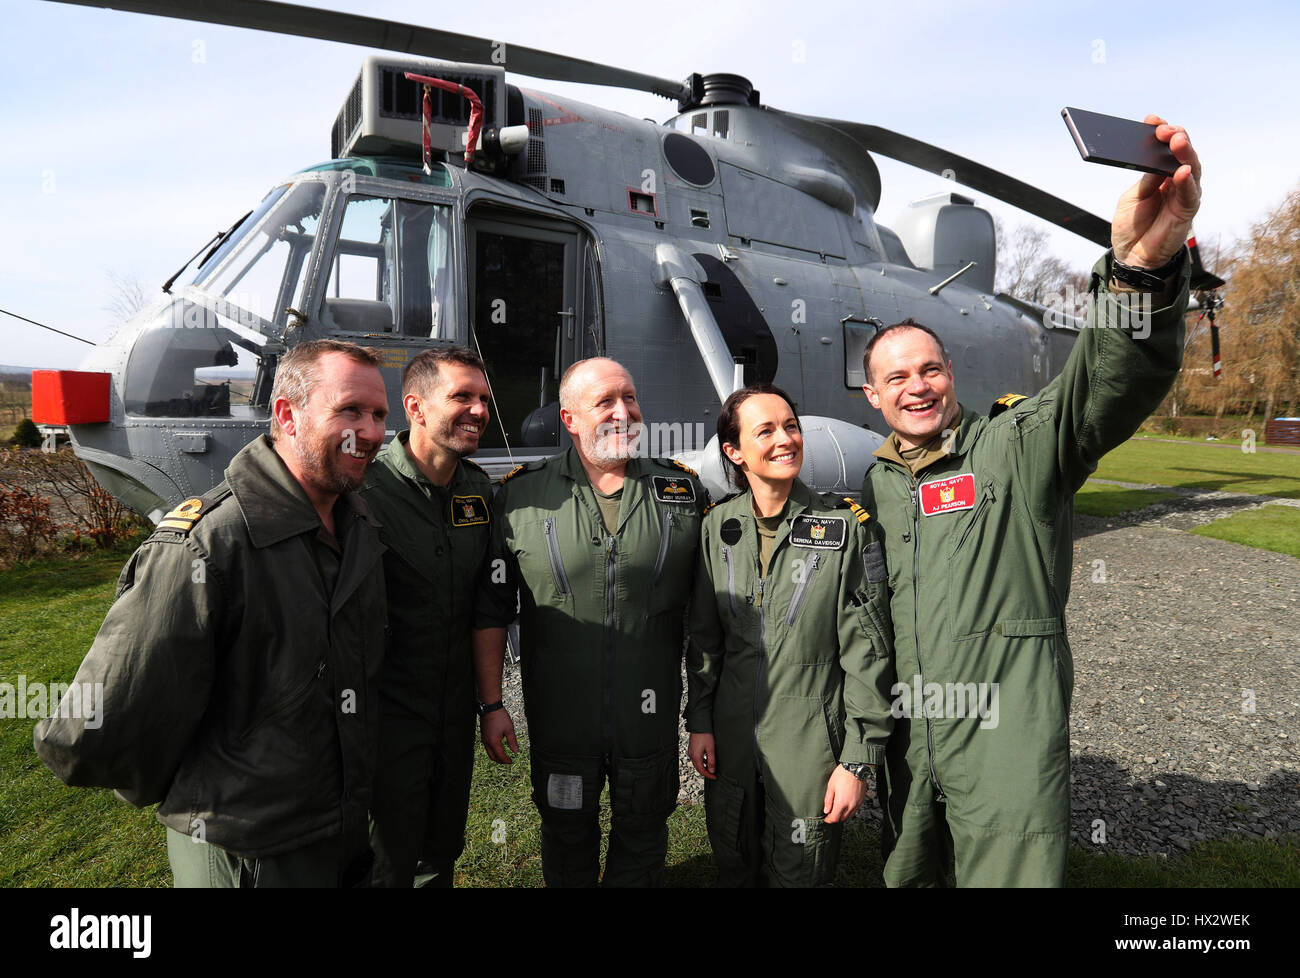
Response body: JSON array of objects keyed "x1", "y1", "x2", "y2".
[
  {"x1": 3, "y1": 539, "x2": 1297, "y2": 888},
  {"x1": 1190, "y1": 506, "x2": 1300, "y2": 560},
  {"x1": 1094, "y1": 437, "x2": 1300, "y2": 499},
  {"x1": 0, "y1": 544, "x2": 170, "y2": 887},
  {"x1": 1075, "y1": 483, "x2": 1182, "y2": 518}
]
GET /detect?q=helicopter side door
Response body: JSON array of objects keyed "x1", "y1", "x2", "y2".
[
  {"x1": 466, "y1": 211, "x2": 583, "y2": 455},
  {"x1": 316, "y1": 184, "x2": 461, "y2": 429}
]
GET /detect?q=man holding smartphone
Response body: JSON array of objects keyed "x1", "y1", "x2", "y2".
[{"x1": 859, "y1": 117, "x2": 1200, "y2": 886}]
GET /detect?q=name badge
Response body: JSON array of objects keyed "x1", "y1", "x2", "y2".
[
  {"x1": 451, "y1": 494, "x2": 489, "y2": 526},
  {"x1": 919, "y1": 473, "x2": 976, "y2": 516},
  {"x1": 652, "y1": 476, "x2": 696, "y2": 503},
  {"x1": 789, "y1": 514, "x2": 847, "y2": 550}
]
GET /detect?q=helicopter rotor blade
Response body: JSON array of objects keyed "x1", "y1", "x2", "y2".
[
  {"x1": 46, "y1": 0, "x2": 692, "y2": 102},
  {"x1": 775, "y1": 111, "x2": 1114, "y2": 247}
]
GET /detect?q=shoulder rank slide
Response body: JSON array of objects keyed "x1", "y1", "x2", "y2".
[
  {"x1": 669, "y1": 459, "x2": 699, "y2": 478},
  {"x1": 990, "y1": 393, "x2": 1028, "y2": 418},
  {"x1": 461, "y1": 457, "x2": 489, "y2": 477},
  {"x1": 156, "y1": 496, "x2": 211, "y2": 534},
  {"x1": 842, "y1": 498, "x2": 871, "y2": 525},
  {"x1": 500, "y1": 464, "x2": 526, "y2": 485}
]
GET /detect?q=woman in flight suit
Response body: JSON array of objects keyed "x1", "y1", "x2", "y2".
[{"x1": 686, "y1": 383, "x2": 895, "y2": 887}]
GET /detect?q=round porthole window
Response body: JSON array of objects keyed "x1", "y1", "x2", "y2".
[{"x1": 663, "y1": 132, "x2": 716, "y2": 187}]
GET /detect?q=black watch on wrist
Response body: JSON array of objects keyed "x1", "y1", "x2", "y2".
[
  {"x1": 1110, "y1": 249, "x2": 1184, "y2": 291},
  {"x1": 476, "y1": 700, "x2": 504, "y2": 718},
  {"x1": 839, "y1": 762, "x2": 870, "y2": 782}
]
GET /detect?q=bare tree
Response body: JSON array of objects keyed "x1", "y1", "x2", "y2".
[
  {"x1": 1160, "y1": 190, "x2": 1300, "y2": 424},
  {"x1": 103, "y1": 269, "x2": 150, "y2": 331},
  {"x1": 994, "y1": 218, "x2": 1086, "y2": 304}
]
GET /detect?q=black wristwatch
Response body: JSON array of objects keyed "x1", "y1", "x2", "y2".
[
  {"x1": 476, "y1": 700, "x2": 504, "y2": 718},
  {"x1": 1110, "y1": 249, "x2": 1184, "y2": 291},
  {"x1": 839, "y1": 762, "x2": 870, "y2": 782}
]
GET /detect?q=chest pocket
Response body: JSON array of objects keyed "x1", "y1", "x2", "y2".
[
  {"x1": 783, "y1": 551, "x2": 823, "y2": 626},
  {"x1": 648, "y1": 506, "x2": 700, "y2": 614},
  {"x1": 950, "y1": 476, "x2": 1001, "y2": 558}
]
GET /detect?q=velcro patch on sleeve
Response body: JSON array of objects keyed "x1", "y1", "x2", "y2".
[
  {"x1": 789, "y1": 514, "x2": 847, "y2": 550},
  {"x1": 864, "y1": 541, "x2": 887, "y2": 582},
  {"x1": 156, "y1": 496, "x2": 211, "y2": 533},
  {"x1": 451, "y1": 494, "x2": 490, "y2": 526},
  {"x1": 652, "y1": 475, "x2": 696, "y2": 503},
  {"x1": 919, "y1": 473, "x2": 976, "y2": 516}
]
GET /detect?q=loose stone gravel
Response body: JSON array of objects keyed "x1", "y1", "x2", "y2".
[{"x1": 500, "y1": 499, "x2": 1299, "y2": 860}]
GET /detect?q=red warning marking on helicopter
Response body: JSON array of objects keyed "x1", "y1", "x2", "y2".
[{"x1": 519, "y1": 90, "x2": 585, "y2": 126}]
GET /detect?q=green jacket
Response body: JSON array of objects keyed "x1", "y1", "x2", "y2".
[
  {"x1": 476, "y1": 448, "x2": 707, "y2": 758},
  {"x1": 861, "y1": 250, "x2": 1189, "y2": 832},
  {"x1": 359, "y1": 433, "x2": 493, "y2": 723},
  {"x1": 33, "y1": 435, "x2": 388, "y2": 858},
  {"x1": 686, "y1": 480, "x2": 895, "y2": 813}
]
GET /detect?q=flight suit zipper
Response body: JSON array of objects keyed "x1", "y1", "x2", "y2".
[
  {"x1": 602, "y1": 535, "x2": 617, "y2": 748},
  {"x1": 543, "y1": 517, "x2": 571, "y2": 595},
  {"x1": 240, "y1": 659, "x2": 325, "y2": 743},
  {"x1": 721, "y1": 545, "x2": 739, "y2": 616},
  {"x1": 909, "y1": 480, "x2": 946, "y2": 801},
  {"x1": 954, "y1": 480, "x2": 996, "y2": 553},
  {"x1": 651, "y1": 509, "x2": 674, "y2": 587},
  {"x1": 784, "y1": 552, "x2": 821, "y2": 625}
]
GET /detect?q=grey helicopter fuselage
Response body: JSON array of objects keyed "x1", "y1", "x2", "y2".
[{"x1": 62, "y1": 58, "x2": 1078, "y2": 517}]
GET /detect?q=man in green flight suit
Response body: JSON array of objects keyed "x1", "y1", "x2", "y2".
[
  {"x1": 474, "y1": 357, "x2": 708, "y2": 887},
  {"x1": 361, "y1": 347, "x2": 497, "y2": 888},
  {"x1": 860, "y1": 116, "x2": 1201, "y2": 886},
  {"x1": 35, "y1": 340, "x2": 390, "y2": 887}
]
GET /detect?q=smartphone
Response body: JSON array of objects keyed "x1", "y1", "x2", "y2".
[{"x1": 1062, "y1": 107, "x2": 1180, "y2": 177}]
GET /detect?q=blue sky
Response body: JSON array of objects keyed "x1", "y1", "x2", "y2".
[{"x1": 2, "y1": 0, "x2": 1296, "y2": 367}]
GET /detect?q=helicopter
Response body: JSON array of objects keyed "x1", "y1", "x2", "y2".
[{"x1": 30, "y1": 0, "x2": 1224, "y2": 517}]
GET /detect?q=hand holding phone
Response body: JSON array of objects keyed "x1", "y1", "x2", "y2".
[{"x1": 1062, "y1": 107, "x2": 1181, "y2": 177}]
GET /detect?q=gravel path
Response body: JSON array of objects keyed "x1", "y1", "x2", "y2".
[
  {"x1": 1088, "y1": 477, "x2": 1300, "y2": 531},
  {"x1": 500, "y1": 501, "x2": 1300, "y2": 859}
]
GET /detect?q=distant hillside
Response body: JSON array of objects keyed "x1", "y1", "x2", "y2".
[{"x1": 0, "y1": 365, "x2": 39, "y2": 383}]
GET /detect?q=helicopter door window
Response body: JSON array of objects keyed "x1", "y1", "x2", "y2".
[
  {"x1": 469, "y1": 222, "x2": 577, "y2": 452},
  {"x1": 324, "y1": 194, "x2": 456, "y2": 338},
  {"x1": 580, "y1": 241, "x2": 604, "y2": 359},
  {"x1": 200, "y1": 181, "x2": 326, "y2": 328}
]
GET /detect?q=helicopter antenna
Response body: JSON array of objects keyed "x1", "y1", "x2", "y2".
[
  {"x1": 0, "y1": 306, "x2": 96, "y2": 346},
  {"x1": 470, "y1": 329, "x2": 515, "y2": 466}
]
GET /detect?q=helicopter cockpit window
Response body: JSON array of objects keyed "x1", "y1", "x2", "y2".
[
  {"x1": 188, "y1": 184, "x2": 288, "y2": 286},
  {"x1": 691, "y1": 114, "x2": 708, "y2": 136},
  {"x1": 194, "y1": 182, "x2": 326, "y2": 328},
  {"x1": 713, "y1": 110, "x2": 729, "y2": 139},
  {"x1": 125, "y1": 316, "x2": 271, "y2": 421},
  {"x1": 323, "y1": 194, "x2": 456, "y2": 338}
]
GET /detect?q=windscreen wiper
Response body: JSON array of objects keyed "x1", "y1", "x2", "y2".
[{"x1": 161, "y1": 210, "x2": 253, "y2": 294}]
